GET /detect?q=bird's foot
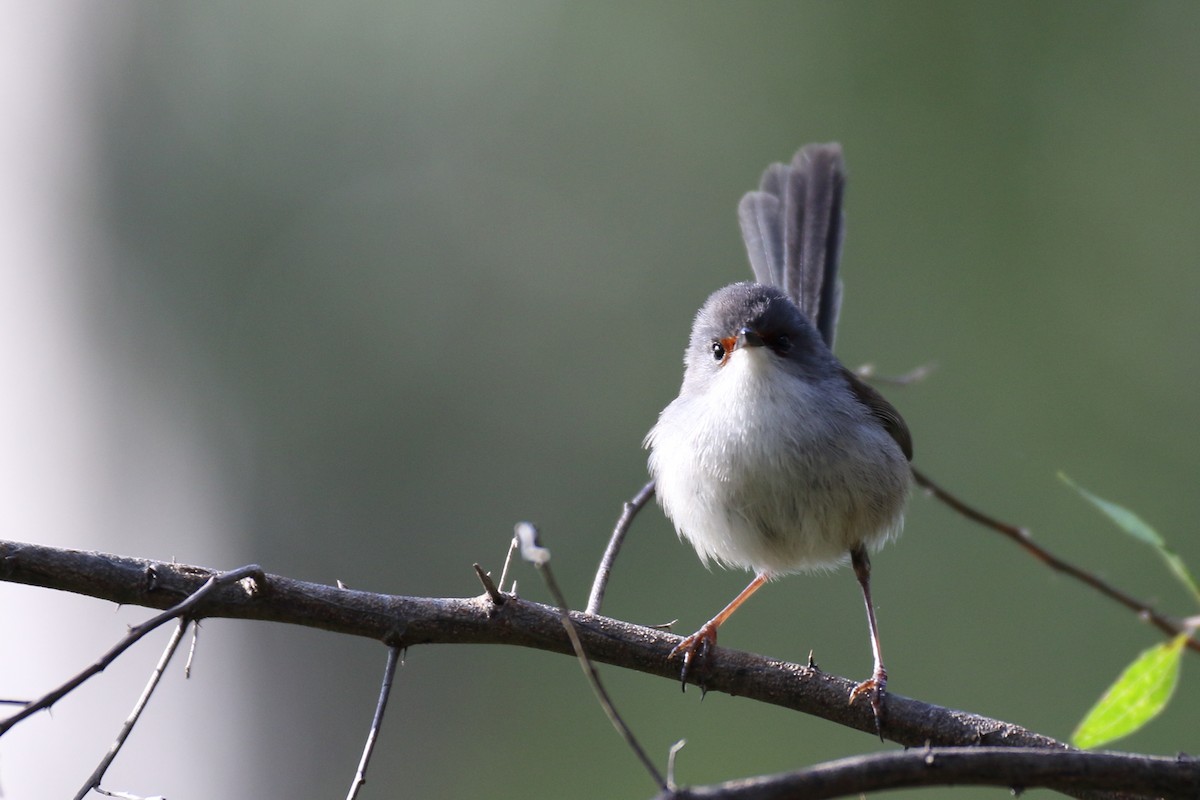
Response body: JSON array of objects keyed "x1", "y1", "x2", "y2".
[
  {"x1": 668, "y1": 621, "x2": 719, "y2": 691},
  {"x1": 849, "y1": 666, "x2": 888, "y2": 740}
]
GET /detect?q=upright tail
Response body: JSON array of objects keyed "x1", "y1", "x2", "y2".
[{"x1": 737, "y1": 143, "x2": 846, "y2": 348}]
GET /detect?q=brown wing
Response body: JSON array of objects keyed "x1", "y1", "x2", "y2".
[{"x1": 839, "y1": 365, "x2": 913, "y2": 461}]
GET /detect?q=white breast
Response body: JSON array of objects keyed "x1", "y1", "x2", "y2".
[{"x1": 646, "y1": 348, "x2": 908, "y2": 576}]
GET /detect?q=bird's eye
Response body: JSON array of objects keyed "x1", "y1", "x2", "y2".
[
  {"x1": 772, "y1": 334, "x2": 792, "y2": 354},
  {"x1": 710, "y1": 341, "x2": 726, "y2": 362}
]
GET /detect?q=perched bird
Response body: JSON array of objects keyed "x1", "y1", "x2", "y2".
[{"x1": 644, "y1": 143, "x2": 912, "y2": 723}]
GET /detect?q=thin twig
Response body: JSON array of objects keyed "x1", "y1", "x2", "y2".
[
  {"x1": 497, "y1": 536, "x2": 518, "y2": 594},
  {"x1": 854, "y1": 361, "x2": 937, "y2": 386},
  {"x1": 516, "y1": 522, "x2": 667, "y2": 791},
  {"x1": 913, "y1": 467, "x2": 1200, "y2": 654},
  {"x1": 184, "y1": 620, "x2": 200, "y2": 678},
  {"x1": 659, "y1": 746, "x2": 1200, "y2": 800},
  {"x1": 74, "y1": 618, "x2": 188, "y2": 800},
  {"x1": 346, "y1": 645, "x2": 403, "y2": 800},
  {"x1": 587, "y1": 480, "x2": 656, "y2": 615},
  {"x1": 667, "y1": 740, "x2": 687, "y2": 792},
  {"x1": 95, "y1": 789, "x2": 160, "y2": 800},
  {"x1": 0, "y1": 563, "x2": 264, "y2": 736}
]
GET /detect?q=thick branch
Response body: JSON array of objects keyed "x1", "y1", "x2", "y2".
[
  {"x1": 0, "y1": 538, "x2": 1078, "y2": 747},
  {"x1": 6, "y1": 538, "x2": 1198, "y2": 800}
]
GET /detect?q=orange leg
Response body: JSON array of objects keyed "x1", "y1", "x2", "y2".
[
  {"x1": 847, "y1": 543, "x2": 888, "y2": 736},
  {"x1": 669, "y1": 573, "x2": 769, "y2": 686}
]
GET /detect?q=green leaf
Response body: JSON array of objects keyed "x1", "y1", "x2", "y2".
[
  {"x1": 1059, "y1": 472, "x2": 1200, "y2": 602},
  {"x1": 1071, "y1": 634, "x2": 1187, "y2": 749}
]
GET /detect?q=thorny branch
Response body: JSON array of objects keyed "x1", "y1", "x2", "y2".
[
  {"x1": 658, "y1": 747, "x2": 1200, "y2": 800},
  {"x1": 0, "y1": 538, "x2": 1070, "y2": 747},
  {"x1": 3, "y1": 538, "x2": 1199, "y2": 799}
]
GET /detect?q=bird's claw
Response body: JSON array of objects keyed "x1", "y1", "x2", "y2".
[
  {"x1": 849, "y1": 667, "x2": 888, "y2": 740},
  {"x1": 668, "y1": 622, "x2": 719, "y2": 691}
]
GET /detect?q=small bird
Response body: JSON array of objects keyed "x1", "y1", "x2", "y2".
[{"x1": 644, "y1": 143, "x2": 912, "y2": 723}]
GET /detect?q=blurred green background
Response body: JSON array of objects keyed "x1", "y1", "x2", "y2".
[{"x1": 2, "y1": 2, "x2": 1198, "y2": 798}]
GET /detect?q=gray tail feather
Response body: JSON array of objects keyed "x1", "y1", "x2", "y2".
[{"x1": 737, "y1": 143, "x2": 846, "y2": 347}]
